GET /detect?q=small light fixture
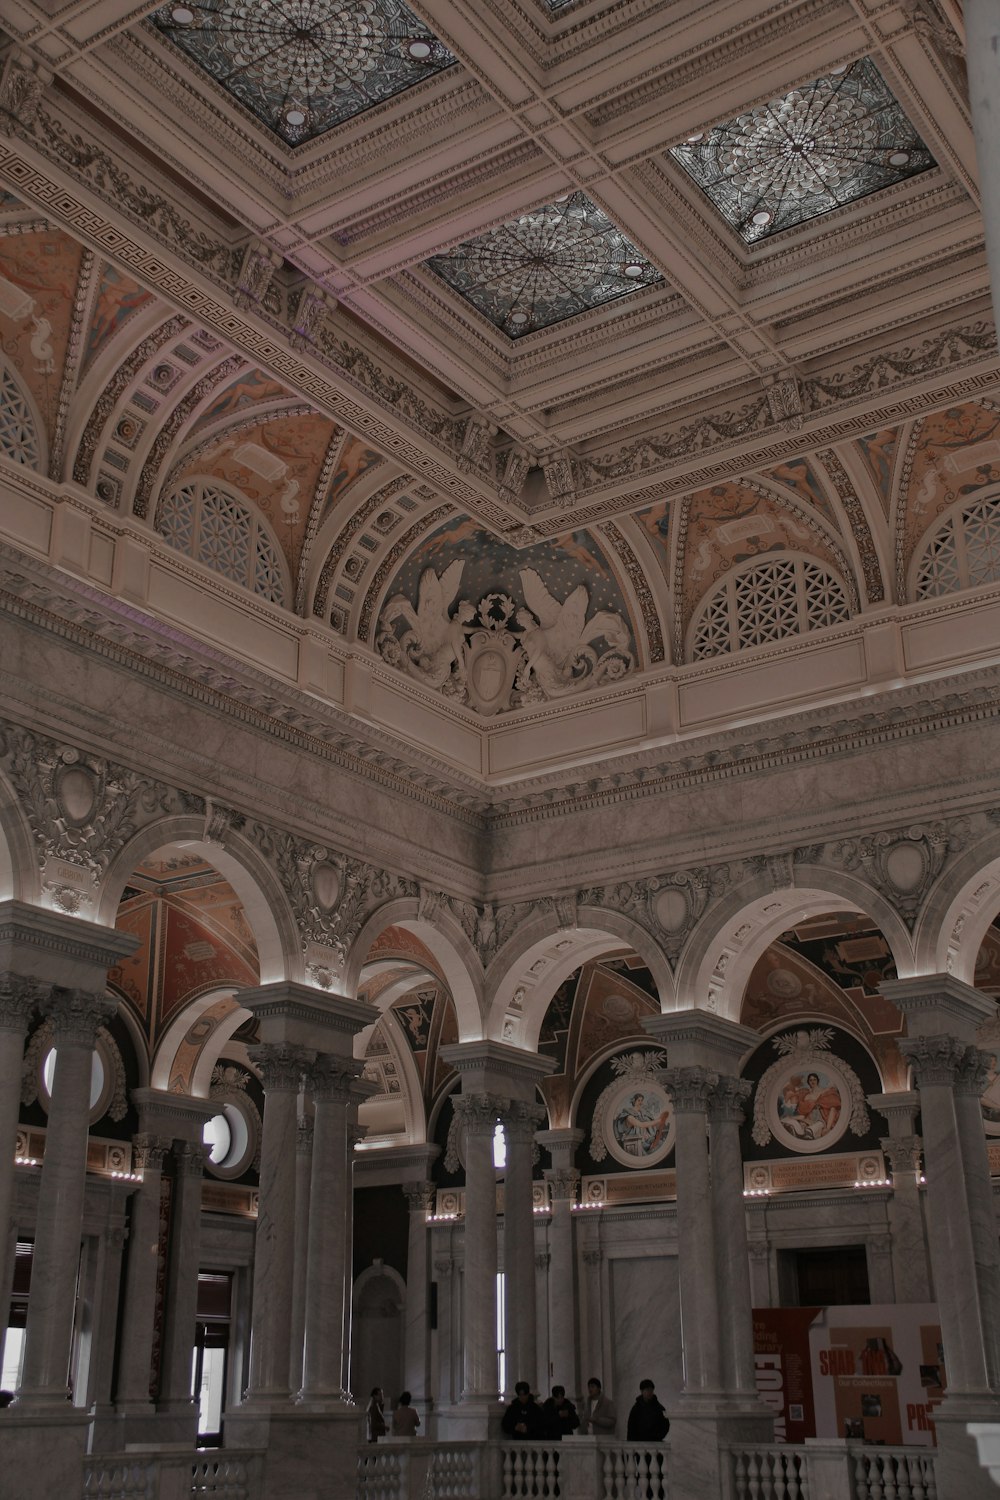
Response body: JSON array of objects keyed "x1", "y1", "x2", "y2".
[
  {"x1": 286, "y1": 109, "x2": 306, "y2": 126},
  {"x1": 408, "y1": 40, "x2": 431, "y2": 59},
  {"x1": 171, "y1": 6, "x2": 195, "y2": 22},
  {"x1": 888, "y1": 150, "x2": 910, "y2": 167}
]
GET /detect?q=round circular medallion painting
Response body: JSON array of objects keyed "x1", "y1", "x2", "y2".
[
  {"x1": 602, "y1": 1077, "x2": 675, "y2": 1168},
  {"x1": 763, "y1": 1055, "x2": 852, "y2": 1155}
]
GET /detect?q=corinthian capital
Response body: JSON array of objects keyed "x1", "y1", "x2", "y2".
[
  {"x1": 662, "y1": 1065, "x2": 719, "y2": 1112},
  {"x1": 898, "y1": 1034, "x2": 970, "y2": 1088},
  {"x1": 499, "y1": 1100, "x2": 546, "y2": 1143},
  {"x1": 307, "y1": 1055, "x2": 361, "y2": 1102},
  {"x1": 132, "y1": 1133, "x2": 171, "y2": 1174},
  {"x1": 0, "y1": 975, "x2": 44, "y2": 1033},
  {"x1": 175, "y1": 1141, "x2": 208, "y2": 1178},
  {"x1": 404, "y1": 1181, "x2": 436, "y2": 1214},
  {"x1": 452, "y1": 1092, "x2": 506, "y2": 1137},
  {"x1": 248, "y1": 1043, "x2": 313, "y2": 1093},
  {"x1": 41, "y1": 987, "x2": 117, "y2": 1045},
  {"x1": 708, "y1": 1074, "x2": 753, "y2": 1124}
]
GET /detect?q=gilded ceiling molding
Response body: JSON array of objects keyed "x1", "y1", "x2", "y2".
[
  {"x1": 310, "y1": 473, "x2": 410, "y2": 625},
  {"x1": 356, "y1": 503, "x2": 454, "y2": 642},
  {"x1": 295, "y1": 428, "x2": 349, "y2": 617},
  {"x1": 601, "y1": 521, "x2": 666, "y2": 666}
]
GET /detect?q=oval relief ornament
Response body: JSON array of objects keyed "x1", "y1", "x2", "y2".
[
  {"x1": 55, "y1": 763, "x2": 99, "y2": 825},
  {"x1": 311, "y1": 860, "x2": 341, "y2": 914}
]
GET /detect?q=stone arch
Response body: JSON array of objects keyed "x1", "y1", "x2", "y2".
[
  {"x1": 0, "y1": 759, "x2": 40, "y2": 903},
  {"x1": 913, "y1": 831, "x2": 1000, "y2": 984},
  {"x1": 303, "y1": 468, "x2": 409, "y2": 624},
  {"x1": 354, "y1": 979, "x2": 428, "y2": 1145},
  {"x1": 484, "y1": 904, "x2": 676, "y2": 1048},
  {"x1": 352, "y1": 1261, "x2": 406, "y2": 1411},
  {"x1": 345, "y1": 897, "x2": 484, "y2": 1041},
  {"x1": 677, "y1": 867, "x2": 915, "y2": 1021},
  {"x1": 96, "y1": 815, "x2": 297, "y2": 985},
  {"x1": 150, "y1": 987, "x2": 247, "y2": 1096}
]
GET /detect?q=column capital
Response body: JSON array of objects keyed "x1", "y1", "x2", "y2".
[
  {"x1": 499, "y1": 1099, "x2": 546, "y2": 1142},
  {"x1": 452, "y1": 1090, "x2": 507, "y2": 1136},
  {"x1": 582, "y1": 1248, "x2": 602, "y2": 1267},
  {"x1": 662, "y1": 1064, "x2": 719, "y2": 1112},
  {"x1": 307, "y1": 1055, "x2": 362, "y2": 1101},
  {"x1": 882, "y1": 974, "x2": 995, "y2": 1042},
  {"x1": 174, "y1": 1140, "x2": 208, "y2": 1177},
  {"x1": 0, "y1": 973, "x2": 44, "y2": 1031},
  {"x1": 132, "y1": 1133, "x2": 171, "y2": 1173},
  {"x1": 403, "y1": 1180, "x2": 436, "y2": 1214},
  {"x1": 434, "y1": 1258, "x2": 454, "y2": 1279},
  {"x1": 707, "y1": 1074, "x2": 753, "y2": 1123},
  {"x1": 642, "y1": 1008, "x2": 758, "y2": 1071},
  {"x1": 955, "y1": 1047, "x2": 992, "y2": 1098},
  {"x1": 543, "y1": 1166, "x2": 580, "y2": 1202},
  {"x1": 898, "y1": 1033, "x2": 976, "y2": 1087},
  {"x1": 249, "y1": 1042, "x2": 314, "y2": 1093},
  {"x1": 880, "y1": 1134, "x2": 923, "y2": 1175},
  {"x1": 40, "y1": 985, "x2": 116, "y2": 1044}
]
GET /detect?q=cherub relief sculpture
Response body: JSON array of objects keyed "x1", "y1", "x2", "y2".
[{"x1": 376, "y1": 561, "x2": 633, "y2": 713}]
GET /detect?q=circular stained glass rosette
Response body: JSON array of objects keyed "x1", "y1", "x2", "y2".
[
  {"x1": 669, "y1": 58, "x2": 935, "y2": 244},
  {"x1": 764, "y1": 1055, "x2": 853, "y2": 1155},
  {"x1": 152, "y1": 0, "x2": 456, "y2": 145},
  {"x1": 426, "y1": 191, "x2": 663, "y2": 337}
]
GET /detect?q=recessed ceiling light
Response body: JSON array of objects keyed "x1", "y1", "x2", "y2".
[
  {"x1": 623, "y1": 264, "x2": 644, "y2": 278},
  {"x1": 686, "y1": 132, "x2": 704, "y2": 144},
  {"x1": 171, "y1": 6, "x2": 194, "y2": 22},
  {"x1": 889, "y1": 150, "x2": 909, "y2": 166},
  {"x1": 286, "y1": 109, "x2": 306, "y2": 125},
  {"x1": 510, "y1": 312, "x2": 529, "y2": 324},
  {"x1": 408, "y1": 40, "x2": 431, "y2": 58},
  {"x1": 752, "y1": 210, "x2": 772, "y2": 226}
]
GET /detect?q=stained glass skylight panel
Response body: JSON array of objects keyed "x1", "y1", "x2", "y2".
[
  {"x1": 425, "y1": 191, "x2": 663, "y2": 338},
  {"x1": 669, "y1": 58, "x2": 935, "y2": 244},
  {"x1": 151, "y1": 0, "x2": 456, "y2": 146}
]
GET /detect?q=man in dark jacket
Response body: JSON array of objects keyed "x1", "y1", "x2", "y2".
[
  {"x1": 542, "y1": 1385, "x2": 580, "y2": 1438},
  {"x1": 502, "y1": 1381, "x2": 547, "y2": 1439},
  {"x1": 626, "y1": 1379, "x2": 669, "y2": 1442}
]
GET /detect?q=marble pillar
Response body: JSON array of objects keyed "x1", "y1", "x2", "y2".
[
  {"x1": 581, "y1": 1245, "x2": 604, "y2": 1390},
  {"x1": 869, "y1": 1091, "x2": 931, "y2": 1303},
  {"x1": 402, "y1": 1181, "x2": 435, "y2": 1410},
  {"x1": 502, "y1": 1100, "x2": 545, "y2": 1395},
  {"x1": 886, "y1": 974, "x2": 1000, "y2": 1495},
  {"x1": 0, "y1": 976, "x2": 40, "y2": 1322},
  {"x1": 453, "y1": 1092, "x2": 502, "y2": 1403},
  {"x1": 289, "y1": 1104, "x2": 313, "y2": 1396},
  {"x1": 83, "y1": 1191, "x2": 131, "y2": 1422},
  {"x1": 157, "y1": 1140, "x2": 208, "y2": 1427},
  {"x1": 113, "y1": 1133, "x2": 171, "y2": 1413},
  {"x1": 663, "y1": 1065, "x2": 722, "y2": 1396},
  {"x1": 538, "y1": 1127, "x2": 583, "y2": 1400},
  {"x1": 966, "y1": 0, "x2": 1000, "y2": 335},
  {"x1": 708, "y1": 1075, "x2": 757, "y2": 1400},
  {"x1": 244, "y1": 1043, "x2": 310, "y2": 1405},
  {"x1": 433, "y1": 1255, "x2": 456, "y2": 1409},
  {"x1": 300, "y1": 1057, "x2": 357, "y2": 1405},
  {"x1": 16, "y1": 987, "x2": 116, "y2": 1407}
]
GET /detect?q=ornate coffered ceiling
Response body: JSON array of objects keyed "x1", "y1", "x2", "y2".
[{"x1": 0, "y1": 0, "x2": 998, "y2": 754}]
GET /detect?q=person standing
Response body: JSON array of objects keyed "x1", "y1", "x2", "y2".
[
  {"x1": 366, "y1": 1385, "x2": 387, "y2": 1442},
  {"x1": 626, "y1": 1379, "x2": 669, "y2": 1441},
  {"x1": 501, "y1": 1380, "x2": 547, "y2": 1439},
  {"x1": 583, "y1": 1376, "x2": 617, "y2": 1435},
  {"x1": 542, "y1": 1384, "x2": 580, "y2": 1438},
  {"x1": 391, "y1": 1390, "x2": 420, "y2": 1436}
]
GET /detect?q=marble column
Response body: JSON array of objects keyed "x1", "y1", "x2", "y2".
[
  {"x1": 502, "y1": 1100, "x2": 545, "y2": 1395},
  {"x1": 869, "y1": 1090, "x2": 931, "y2": 1303},
  {"x1": 453, "y1": 1092, "x2": 502, "y2": 1403},
  {"x1": 16, "y1": 987, "x2": 116, "y2": 1406},
  {"x1": 885, "y1": 974, "x2": 1000, "y2": 1496},
  {"x1": 402, "y1": 1180, "x2": 436, "y2": 1410},
  {"x1": 0, "y1": 976, "x2": 40, "y2": 1320},
  {"x1": 299, "y1": 1057, "x2": 357, "y2": 1404},
  {"x1": 537, "y1": 1127, "x2": 583, "y2": 1399},
  {"x1": 113, "y1": 1133, "x2": 171, "y2": 1412},
  {"x1": 581, "y1": 1245, "x2": 604, "y2": 1388},
  {"x1": 158, "y1": 1140, "x2": 209, "y2": 1420},
  {"x1": 708, "y1": 1075, "x2": 756, "y2": 1399},
  {"x1": 966, "y1": 1, "x2": 1000, "y2": 334},
  {"x1": 433, "y1": 1255, "x2": 456, "y2": 1409},
  {"x1": 244, "y1": 1043, "x2": 311, "y2": 1404},
  {"x1": 288, "y1": 1102, "x2": 313, "y2": 1396},
  {"x1": 663, "y1": 1065, "x2": 722, "y2": 1396}
]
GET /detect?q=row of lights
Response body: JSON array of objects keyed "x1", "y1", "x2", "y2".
[
  {"x1": 14, "y1": 1155, "x2": 39, "y2": 1168},
  {"x1": 853, "y1": 1177, "x2": 892, "y2": 1190},
  {"x1": 571, "y1": 1200, "x2": 604, "y2": 1212}
]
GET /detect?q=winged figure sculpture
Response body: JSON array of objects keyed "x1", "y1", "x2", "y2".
[
  {"x1": 516, "y1": 568, "x2": 631, "y2": 695},
  {"x1": 381, "y1": 561, "x2": 473, "y2": 687}
]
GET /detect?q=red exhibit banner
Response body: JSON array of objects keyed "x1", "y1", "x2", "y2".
[{"x1": 754, "y1": 1304, "x2": 945, "y2": 1446}]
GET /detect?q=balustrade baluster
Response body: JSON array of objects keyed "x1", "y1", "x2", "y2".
[
  {"x1": 734, "y1": 1450, "x2": 749, "y2": 1500},
  {"x1": 747, "y1": 1451, "x2": 762, "y2": 1500}
]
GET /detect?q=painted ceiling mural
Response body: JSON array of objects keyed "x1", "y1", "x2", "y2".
[
  {"x1": 426, "y1": 191, "x2": 664, "y2": 338},
  {"x1": 373, "y1": 516, "x2": 637, "y2": 713},
  {"x1": 0, "y1": 225, "x2": 84, "y2": 450},
  {"x1": 669, "y1": 59, "x2": 935, "y2": 243},
  {"x1": 151, "y1": 0, "x2": 456, "y2": 145}
]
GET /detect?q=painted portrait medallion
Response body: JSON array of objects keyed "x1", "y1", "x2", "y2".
[{"x1": 763, "y1": 1056, "x2": 852, "y2": 1154}]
